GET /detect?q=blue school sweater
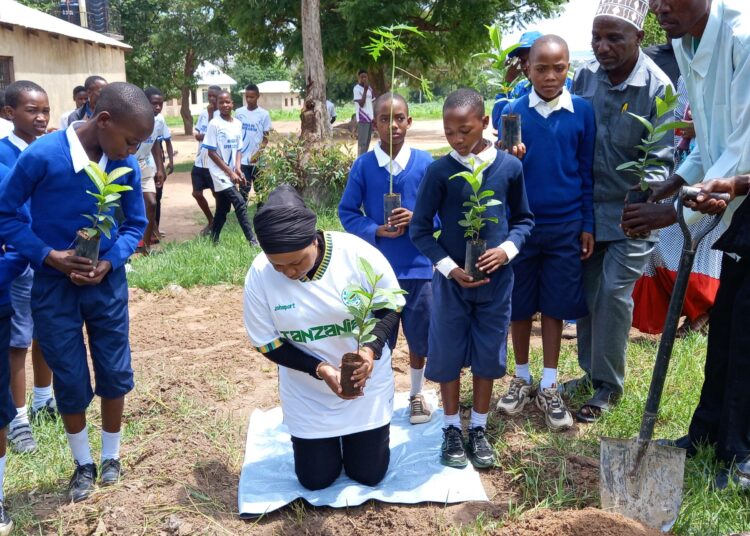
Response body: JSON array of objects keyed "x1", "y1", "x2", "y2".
[
  {"x1": 339, "y1": 149, "x2": 434, "y2": 279},
  {"x1": 0, "y1": 137, "x2": 21, "y2": 169},
  {"x1": 0, "y1": 164, "x2": 30, "y2": 305},
  {"x1": 500, "y1": 95, "x2": 595, "y2": 234},
  {"x1": 410, "y1": 151, "x2": 534, "y2": 271},
  {"x1": 0, "y1": 130, "x2": 147, "y2": 277}
]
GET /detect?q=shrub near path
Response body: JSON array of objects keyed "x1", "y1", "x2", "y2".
[{"x1": 5, "y1": 221, "x2": 750, "y2": 534}]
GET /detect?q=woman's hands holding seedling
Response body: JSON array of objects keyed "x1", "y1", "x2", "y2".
[
  {"x1": 350, "y1": 347, "x2": 375, "y2": 391},
  {"x1": 317, "y1": 348, "x2": 374, "y2": 400},
  {"x1": 580, "y1": 232, "x2": 594, "y2": 260},
  {"x1": 449, "y1": 267, "x2": 490, "y2": 288}
]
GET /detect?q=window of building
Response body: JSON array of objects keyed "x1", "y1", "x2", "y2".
[
  {"x1": 284, "y1": 98, "x2": 288, "y2": 107},
  {"x1": 201, "y1": 88, "x2": 208, "y2": 104},
  {"x1": 191, "y1": 89, "x2": 197, "y2": 105},
  {"x1": 0, "y1": 57, "x2": 14, "y2": 90}
]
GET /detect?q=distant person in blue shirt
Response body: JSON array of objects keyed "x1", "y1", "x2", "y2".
[
  {"x1": 411, "y1": 88, "x2": 533, "y2": 470},
  {"x1": 339, "y1": 93, "x2": 435, "y2": 425},
  {"x1": 494, "y1": 36, "x2": 595, "y2": 432},
  {"x1": 0, "y1": 80, "x2": 58, "y2": 456},
  {"x1": 65, "y1": 75, "x2": 107, "y2": 125},
  {"x1": 0, "y1": 82, "x2": 151, "y2": 504}
]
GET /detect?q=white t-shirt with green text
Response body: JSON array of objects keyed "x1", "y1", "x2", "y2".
[{"x1": 243, "y1": 231, "x2": 403, "y2": 439}]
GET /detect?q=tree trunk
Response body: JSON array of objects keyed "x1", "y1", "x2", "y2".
[
  {"x1": 368, "y1": 65, "x2": 387, "y2": 96},
  {"x1": 180, "y1": 48, "x2": 196, "y2": 135},
  {"x1": 300, "y1": 0, "x2": 330, "y2": 146}
]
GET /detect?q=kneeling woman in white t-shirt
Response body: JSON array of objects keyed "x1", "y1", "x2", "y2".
[{"x1": 243, "y1": 185, "x2": 404, "y2": 490}]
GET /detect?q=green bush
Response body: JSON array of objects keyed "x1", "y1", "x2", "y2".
[{"x1": 255, "y1": 133, "x2": 354, "y2": 206}]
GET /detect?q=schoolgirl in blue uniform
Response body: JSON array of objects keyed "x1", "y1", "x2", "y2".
[{"x1": 0, "y1": 83, "x2": 152, "y2": 503}]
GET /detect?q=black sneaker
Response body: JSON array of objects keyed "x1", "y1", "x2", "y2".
[
  {"x1": 100, "y1": 458, "x2": 123, "y2": 486},
  {"x1": 68, "y1": 462, "x2": 97, "y2": 503},
  {"x1": 30, "y1": 398, "x2": 58, "y2": 422},
  {"x1": 440, "y1": 425, "x2": 467, "y2": 468},
  {"x1": 0, "y1": 500, "x2": 12, "y2": 536},
  {"x1": 466, "y1": 426, "x2": 495, "y2": 469}
]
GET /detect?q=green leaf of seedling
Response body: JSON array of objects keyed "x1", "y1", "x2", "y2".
[
  {"x1": 616, "y1": 161, "x2": 640, "y2": 171},
  {"x1": 360, "y1": 334, "x2": 377, "y2": 345},
  {"x1": 484, "y1": 199, "x2": 502, "y2": 207},
  {"x1": 105, "y1": 184, "x2": 133, "y2": 194},
  {"x1": 463, "y1": 201, "x2": 475, "y2": 207},
  {"x1": 457, "y1": 219, "x2": 471, "y2": 227},
  {"x1": 626, "y1": 112, "x2": 655, "y2": 135},
  {"x1": 486, "y1": 217, "x2": 499, "y2": 224},
  {"x1": 83, "y1": 227, "x2": 99, "y2": 238},
  {"x1": 106, "y1": 166, "x2": 132, "y2": 184},
  {"x1": 477, "y1": 190, "x2": 494, "y2": 200},
  {"x1": 104, "y1": 193, "x2": 121, "y2": 204},
  {"x1": 81, "y1": 214, "x2": 97, "y2": 224}
]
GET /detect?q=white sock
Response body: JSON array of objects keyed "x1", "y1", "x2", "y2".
[
  {"x1": 101, "y1": 430, "x2": 122, "y2": 462},
  {"x1": 409, "y1": 367, "x2": 425, "y2": 397},
  {"x1": 10, "y1": 406, "x2": 28, "y2": 429},
  {"x1": 0, "y1": 456, "x2": 6, "y2": 501},
  {"x1": 470, "y1": 409, "x2": 488, "y2": 430},
  {"x1": 515, "y1": 363, "x2": 531, "y2": 383},
  {"x1": 540, "y1": 367, "x2": 558, "y2": 390},
  {"x1": 31, "y1": 385, "x2": 53, "y2": 410},
  {"x1": 443, "y1": 412, "x2": 461, "y2": 429},
  {"x1": 66, "y1": 428, "x2": 94, "y2": 466}
]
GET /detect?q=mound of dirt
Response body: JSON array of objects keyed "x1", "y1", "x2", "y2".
[{"x1": 495, "y1": 508, "x2": 664, "y2": 536}]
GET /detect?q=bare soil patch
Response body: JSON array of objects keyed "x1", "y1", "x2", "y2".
[{"x1": 494, "y1": 508, "x2": 663, "y2": 536}]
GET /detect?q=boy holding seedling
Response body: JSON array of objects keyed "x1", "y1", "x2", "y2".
[
  {"x1": 236, "y1": 83, "x2": 272, "y2": 201},
  {"x1": 204, "y1": 90, "x2": 258, "y2": 245},
  {"x1": 495, "y1": 35, "x2": 595, "y2": 431},
  {"x1": 0, "y1": 82, "x2": 150, "y2": 503},
  {"x1": 0, "y1": 81, "x2": 58, "y2": 454},
  {"x1": 339, "y1": 93, "x2": 436, "y2": 424},
  {"x1": 411, "y1": 88, "x2": 533, "y2": 468}
]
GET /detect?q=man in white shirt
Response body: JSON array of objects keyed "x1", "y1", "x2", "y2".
[
  {"x1": 235, "y1": 84, "x2": 272, "y2": 201},
  {"x1": 623, "y1": 0, "x2": 750, "y2": 490},
  {"x1": 353, "y1": 70, "x2": 374, "y2": 156}
]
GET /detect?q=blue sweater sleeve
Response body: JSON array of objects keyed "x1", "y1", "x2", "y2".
[
  {"x1": 504, "y1": 161, "x2": 534, "y2": 252},
  {"x1": 338, "y1": 159, "x2": 379, "y2": 246},
  {"x1": 0, "y1": 163, "x2": 53, "y2": 269},
  {"x1": 579, "y1": 101, "x2": 596, "y2": 234},
  {"x1": 410, "y1": 163, "x2": 450, "y2": 265},
  {"x1": 100, "y1": 160, "x2": 147, "y2": 269},
  {"x1": 0, "y1": 244, "x2": 29, "y2": 288}
]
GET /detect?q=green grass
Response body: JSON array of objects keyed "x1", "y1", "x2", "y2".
[{"x1": 127, "y1": 204, "x2": 343, "y2": 291}]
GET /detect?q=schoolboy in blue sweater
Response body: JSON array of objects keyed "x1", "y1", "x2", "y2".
[
  {"x1": 411, "y1": 88, "x2": 533, "y2": 469},
  {"x1": 0, "y1": 82, "x2": 151, "y2": 503},
  {"x1": 0, "y1": 165, "x2": 30, "y2": 535},
  {"x1": 496, "y1": 35, "x2": 595, "y2": 432},
  {"x1": 339, "y1": 93, "x2": 435, "y2": 424},
  {"x1": 0, "y1": 80, "x2": 58, "y2": 455}
]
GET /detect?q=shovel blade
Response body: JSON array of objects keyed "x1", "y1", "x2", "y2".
[{"x1": 600, "y1": 437, "x2": 686, "y2": 532}]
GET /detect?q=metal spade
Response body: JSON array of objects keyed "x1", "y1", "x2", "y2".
[{"x1": 600, "y1": 187, "x2": 728, "y2": 531}]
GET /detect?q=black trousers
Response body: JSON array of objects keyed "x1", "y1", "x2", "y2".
[
  {"x1": 210, "y1": 185, "x2": 255, "y2": 243},
  {"x1": 291, "y1": 423, "x2": 390, "y2": 491},
  {"x1": 689, "y1": 254, "x2": 750, "y2": 463},
  {"x1": 155, "y1": 185, "x2": 163, "y2": 227},
  {"x1": 240, "y1": 164, "x2": 258, "y2": 201}
]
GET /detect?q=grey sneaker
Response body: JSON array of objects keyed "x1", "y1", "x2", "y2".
[
  {"x1": 496, "y1": 376, "x2": 534, "y2": 415},
  {"x1": 536, "y1": 386, "x2": 574, "y2": 432},
  {"x1": 409, "y1": 394, "x2": 433, "y2": 425},
  {"x1": 8, "y1": 422, "x2": 37, "y2": 453},
  {"x1": 466, "y1": 426, "x2": 495, "y2": 469},
  {"x1": 440, "y1": 425, "x2": 468, "y2": 468}
]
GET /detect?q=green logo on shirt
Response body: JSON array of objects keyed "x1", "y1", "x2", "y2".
[
  {"x1": 280, "y1": 318, "x2": 355, "y2": 344},
  {"x1": 274, "y1": 303, "x2": 296, "y2": 312}
]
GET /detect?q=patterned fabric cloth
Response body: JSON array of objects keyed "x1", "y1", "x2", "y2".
[{"x1": 632, "y1": 76, "x2": 723, "y2": 334}]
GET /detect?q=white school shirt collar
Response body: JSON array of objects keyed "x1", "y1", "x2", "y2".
[
  {"x1": 66, "y1": 122, "x2": 108, "y2": 172},
  {"x1": 450, "y1": 141, "x2": 497, "y2": 170},
  {"x1": 373, "y1": 142, "x2": 411, "y2": 176},
  {"x1": 6, "y1": 132, "x2": 29, "y2": 152},
  {"x1": 528, "y1": 87, "x2": 574, "y2": 119}
]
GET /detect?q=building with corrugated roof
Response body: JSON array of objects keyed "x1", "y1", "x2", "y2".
[{"x1": 0, "y1": 0, "x2": 130, "y2": 126}]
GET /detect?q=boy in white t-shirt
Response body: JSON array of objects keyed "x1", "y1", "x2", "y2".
[
  {"x1": 133, "y1": 87, "x2": 172, "y2": 252},
  {"x1": 353, "y1": 70, "x2": 374, "y2": 156},
  {"x1": 235, "y1": 84, "x2": 272, "y2": 200},
  {"x1": 191, "y1": 85, "x2": 221, "y2": 235},
  {"x1": 203, "y1": 90, "x2": 258, "y2": 245}
]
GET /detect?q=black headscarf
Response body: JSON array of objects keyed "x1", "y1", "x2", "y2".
[{"x1": 253, "y1": 185, "x2": 318, "y2": 254}]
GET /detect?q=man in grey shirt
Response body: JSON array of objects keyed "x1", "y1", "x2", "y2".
[{"x1": 568, "y1": 0, "x2": 674, "y2": 422}]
